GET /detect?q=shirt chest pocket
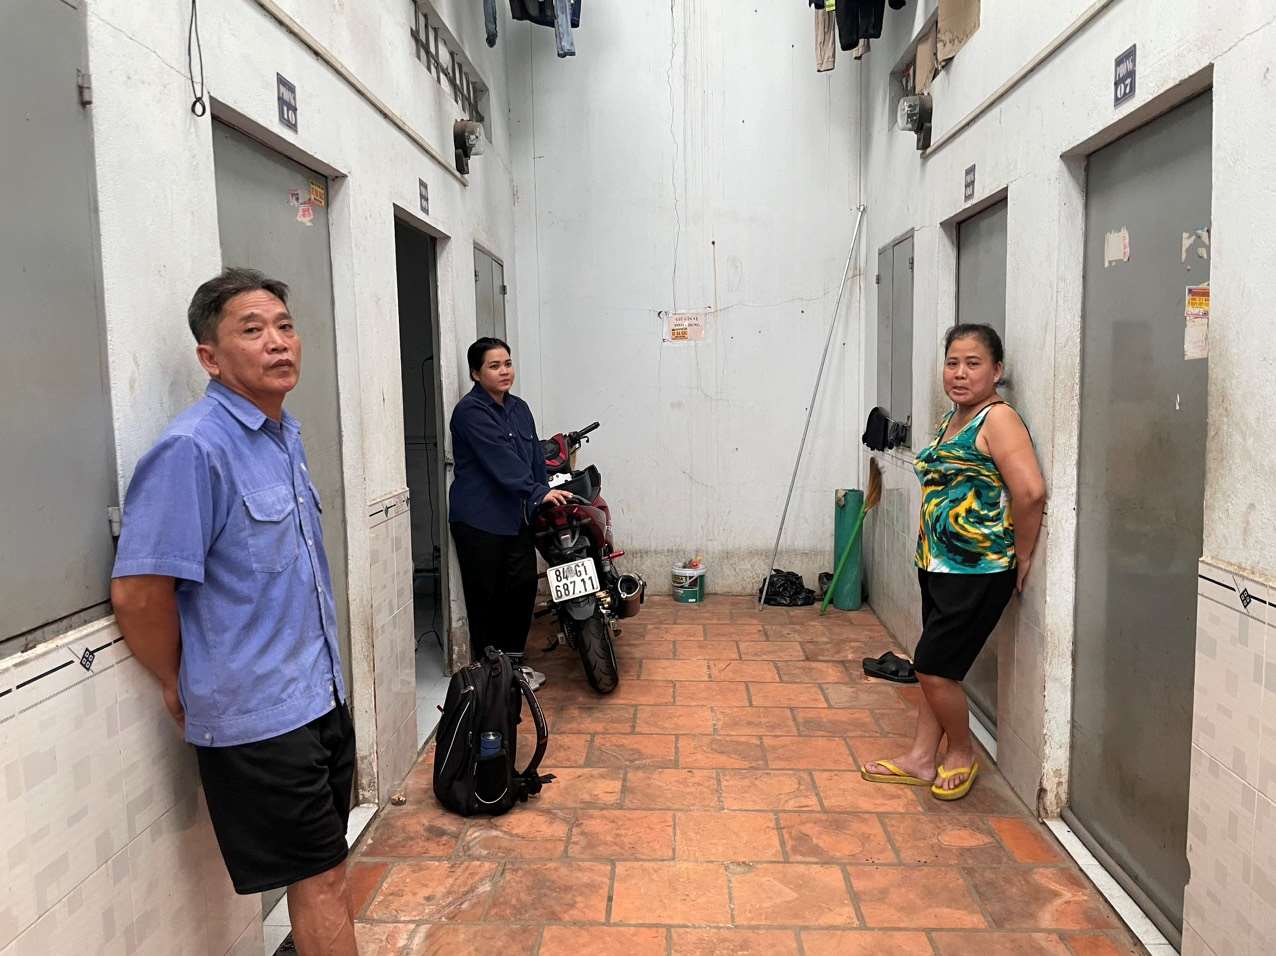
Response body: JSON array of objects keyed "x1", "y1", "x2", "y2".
[{"x1": 242, "y1": 484, "x2": 300, "y2": 573}]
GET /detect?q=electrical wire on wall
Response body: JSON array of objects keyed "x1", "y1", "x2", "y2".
[
  {"x1": 187, "y1": 0, "x2": 207, "y2": 117},
  {"x1": 415, "y1": 355, "x2": 443, "y2": 652}
]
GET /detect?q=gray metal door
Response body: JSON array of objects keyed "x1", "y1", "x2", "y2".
[
  {"x1": 473, "y1": 247, "x2": 506, "y2": 341},
  {"x1": 876, "y1": 247, "x2": 893, "y2": 413},
  {"x1": 492, "y1": 258, "x2": 507, "y2": 340},
  {"x1": 1, "y1": 0, "x2": 117, "y2": 653},
  {"x1": 474, "y1": 248, "x2": 496, "y2": 339},
  {"x1": 876, "y1": 235, "x2": 914, "y2": 437},
  {"x1": 956, "y1": 200, "x2": 1009, "y2": 732},
  {"x1": 211, "y1": 123, "x2": 351, "y2": 702},
  {"x1": 890, "y1": 236, "x2": 914, "y2": 436},
  {"x1": 958, "y1": 200, "x2": 1008, "y2": 340},
  {"x1": 1069, "y1": 92, "x2": 1212, "y2": 939}
]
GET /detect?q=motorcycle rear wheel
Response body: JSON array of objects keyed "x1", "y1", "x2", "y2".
[{"x1": 568, "y1": 611, "x2": 619, "y2": 694}]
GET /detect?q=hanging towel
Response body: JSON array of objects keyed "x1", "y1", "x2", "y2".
[
  {"x1": 552, "y1": 0, "x2": 576, "y2": 57},
  {"x1": 485, "y1": 0, "x2": 499, "y2": 47},
  {"x1": 510, "y1": 0, "x2": 580, "y2": 56},
  {"x1": 816, "y1": 6, "x2": 837, "y2": 72}
]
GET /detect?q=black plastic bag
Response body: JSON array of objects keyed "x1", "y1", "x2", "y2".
[{"x1": 758, "y1": 569, "x2": 816, "y2": 607}]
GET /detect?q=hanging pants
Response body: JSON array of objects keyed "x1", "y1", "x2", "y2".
[
  {"x1": 816, "y1": 8, "x2": 837, "y2": 72},
  {"x1": 836, "y1": 0, "x2": 887, "y2": 51}
]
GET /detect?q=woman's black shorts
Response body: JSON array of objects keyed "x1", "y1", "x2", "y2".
[
  {"x1": 913, "y1": 568, "x2": 1016, "y2": 681},
  {"x1": 196, "y1": 703, "x2": 355, "y2": 894}
]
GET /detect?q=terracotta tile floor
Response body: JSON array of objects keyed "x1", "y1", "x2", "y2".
[{"x1": 351, "y1": 597, "x2": 1146, "y2": 955}]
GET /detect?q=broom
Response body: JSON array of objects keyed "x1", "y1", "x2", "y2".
[{"x1": 820, "y1": 457, "x2": 883, "y2": 615}]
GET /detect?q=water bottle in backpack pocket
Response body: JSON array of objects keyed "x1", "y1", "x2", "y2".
[{"x1": 433, "y1": 647, "x2": 553, "y2": 817}]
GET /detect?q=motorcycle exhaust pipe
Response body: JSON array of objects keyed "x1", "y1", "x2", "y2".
[{"x1": 616, "y1": 573, "x2": 646, "y2": 619}]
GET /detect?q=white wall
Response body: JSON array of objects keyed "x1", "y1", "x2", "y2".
[
  {"x1": 0, "y1": 621, "x2": 261, "y2": 955},
  {"x1": 507, "y1": 1, "x2": 863, "y2": 594},
  {"x1": 852, "y1": 2, "x2": 1276, "y2": 953},
  {"x1": 4, "y1": 0, "x2": 521, "y2": 949}
]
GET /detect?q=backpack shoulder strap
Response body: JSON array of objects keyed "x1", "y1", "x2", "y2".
[{"x1": 512, "y1": 672, "x2": 554, "y2": 798}]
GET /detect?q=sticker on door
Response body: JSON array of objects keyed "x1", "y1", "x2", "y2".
[{"x1": 1103, "y1": 227, "x2": 1130, "y2": 267}]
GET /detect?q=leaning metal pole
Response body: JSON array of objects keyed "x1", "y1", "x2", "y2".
[{"x1": 759, "y1": 204, "x2": 866, "y2": 609}]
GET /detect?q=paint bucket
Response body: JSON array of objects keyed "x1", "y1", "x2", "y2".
[{"x1": 672, "y1": 564, "x2": 707, "y2": 603}]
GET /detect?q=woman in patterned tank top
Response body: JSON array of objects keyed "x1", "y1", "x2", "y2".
[{"x1": 863, "y1": 324, "x2": 1046, "y2": 800}]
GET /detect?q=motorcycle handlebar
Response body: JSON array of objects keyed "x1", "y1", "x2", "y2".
[{"x1": 573, "y1": 421, "x2": 601, "y2": 440}]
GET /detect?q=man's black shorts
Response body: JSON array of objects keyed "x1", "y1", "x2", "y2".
[{"x1": 196, "y1": 703, "x2": 355, "y2": 894}]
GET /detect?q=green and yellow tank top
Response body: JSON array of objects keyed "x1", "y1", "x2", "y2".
[{"x1": 913, "y1": 402, "x2": 1016, "y2": 573}]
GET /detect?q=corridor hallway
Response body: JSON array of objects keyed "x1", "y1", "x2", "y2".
[{"x1": 346, "y1": 597, "x2": 1143, "y2": 955}]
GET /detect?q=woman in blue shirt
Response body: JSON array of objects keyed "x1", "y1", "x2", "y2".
[{"x1": 449, "y1": 337, "x2": 571, "y2": 681}]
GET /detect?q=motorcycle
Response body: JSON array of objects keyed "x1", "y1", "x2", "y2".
[{"x1": 532, "y1": 421, "x2": 645, "y2": 694}]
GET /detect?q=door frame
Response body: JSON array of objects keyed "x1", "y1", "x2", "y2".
[
  {"x1": 207, "y1": 101, "x2": 389, "y2": 801},
  {"x1": 1046, "y1": 66, "x2": 1217, "y2": 815},
  {"x1": 393, "y1": 207, "x2": 453, "y2": 677},
  {"x1": 948, "y1": 188, "x2": 1011, "y2": 741},
  {"x1": 1063, "y1": 87, "x2": 1213, "y2": 948}
]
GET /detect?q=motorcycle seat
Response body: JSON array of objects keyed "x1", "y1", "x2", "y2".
[{"x1": 559, "y1": 464, "x2": 601, "y2": 503}]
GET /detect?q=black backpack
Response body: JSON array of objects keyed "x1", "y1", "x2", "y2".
[{"x1": 433, "y1": 648, "x2": 553, "y2": 816}]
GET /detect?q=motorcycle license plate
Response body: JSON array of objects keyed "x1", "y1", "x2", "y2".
[{"x1": 548, "y1": 558, "x2": 600, "y2": 603}]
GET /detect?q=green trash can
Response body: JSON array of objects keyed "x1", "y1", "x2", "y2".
[{"x1": 832, "y1": 489, "x2": 864, "y2": 611}]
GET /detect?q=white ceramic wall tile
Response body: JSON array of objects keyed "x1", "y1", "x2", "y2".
[
  {"x1": 1198, "y1": 562, "x2": 1268, "y2": 624},
  {"x1": 1180, "y1": 922, "x2": 1218, "y2": 956},
  {"x1": 116, "y1": 657, "x2": 198, "y2": 841},
  {"x1": 5, "y1": 852, "x2": 135, "y2": 956},
  {"x1": 1251, "y1": 792, "x2": 1276, "y2": 954},
  {"x1": 227, "y1": 918, "x2": 264, "y2": 956},
  {"x1": 1261, "y1": 618, "x2": 1276, "y2": 802},
  {"x1": 11, "y1": 658, "x2": 129, "y2": 927},
  {"x1": 126, "y1": 793, "x2": 209, "y2": 956},
  {"x1": 0, "y1": 699, "x2": 30, "y2": 948},
  {"x1": 393, "y1": 511, "x2": 413, "y2": 614},
  {"x1": 996, "y1": 614, "x2": 1017, "y2": 741},
  {"x1": 1009, "y1": 618, "x2": 1045, "y2": 753},
  {"x1": 1194, "y1": 593, "x2": 1264, "y2": 786},
  {"x1": 1184, "y1": 746, "x2": 1255, "y2": 956},
  {"x1": 262, "y1": 922, "x2": 291, "y2": 956},
  {"x1": 997, "y1": 725, "x2": 1042, "y2": 811},
  {"x1": 1017, "y1": 521, "x2": 1048, "y2": 632},
  {"x1": 369, "y1": 518, "x2": 395, "y2": 631},
  {"x1": 376, "y1": 708, "x2": 415, "y2": 803},
  {"x1": 199, "y1": 838, "x2": 259, "y2": 956},
  {"x1": 0, "y1": 626, "x2": 255, "y2": 954}
]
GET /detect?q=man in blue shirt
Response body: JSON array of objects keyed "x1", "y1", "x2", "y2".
[{"x1": 111, "y1": 268, "x2": 358, "y2": 955}]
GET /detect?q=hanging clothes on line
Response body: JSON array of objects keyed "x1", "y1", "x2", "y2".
[
  {"x1": 485, "y1": 0, "x2": 499, "y2": 47},
  {"x1": 834, "y1": 0, "x2": 905, "y2": 52},
  {"x1": 813, "y1": 0, "x2": 837, "y2": 72},
  {"x1": 836, "y1": 0, "x2": 882, "y2": 51},
  {"x1": 510, "y1": 0, "x2": 581, "y2": 58}
]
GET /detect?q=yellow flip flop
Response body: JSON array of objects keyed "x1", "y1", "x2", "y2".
[
  {"x1": 930, "y1": 761, "x2": 979, "y2": 801},
  {"x1": 860, "y1": 760, "x2": 932, "y2": 787}
]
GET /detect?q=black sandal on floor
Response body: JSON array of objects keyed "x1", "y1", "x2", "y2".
[{"x1": 862, "y1": 650, "x2": 919, "y2": 684}]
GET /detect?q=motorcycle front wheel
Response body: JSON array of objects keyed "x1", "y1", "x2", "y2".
[{"x1": 567, "y1": 611, "x2": 619, "y2": 694}]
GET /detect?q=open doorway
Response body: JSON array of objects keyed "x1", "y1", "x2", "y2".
[{"x1": 395, "y1": 217, "x2": 449, "y2": 746}]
